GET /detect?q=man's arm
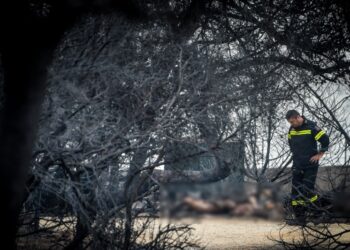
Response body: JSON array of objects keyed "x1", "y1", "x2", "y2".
[
  {"x1": 314, "y1": 125, "x2": 330, "y2": 152},
  {"x1": 310, "y1": 124, "x2": 330, "y2": 163}
]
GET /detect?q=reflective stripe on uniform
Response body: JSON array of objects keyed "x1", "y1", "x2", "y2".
[
  {"x1": 315, "y1": 130, "x2": 325, "y2": 141},
  {"x1": 288, "y1": 129, "x2": 312, "y2": 139},
  {"x1": 291, "y1": 199, "x2": 305, "y2": 206},
  {"x1": 289, "y1": 129, "x2": 312, "y2": 136},
  {"x1": 291, "y1": 194, "x2": 318, "y2": 206},
  {"x1": 309, "y1": 194, "x2": 318, "y2": 202}
]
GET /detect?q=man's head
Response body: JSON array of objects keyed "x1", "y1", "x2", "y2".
[{"x1": 285, "y1": 110, "x2": 304, "y2": 128}]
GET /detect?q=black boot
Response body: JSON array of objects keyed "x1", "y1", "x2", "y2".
[{"x1": 287, "y1": 206, "x2": 306, "y2": 226}]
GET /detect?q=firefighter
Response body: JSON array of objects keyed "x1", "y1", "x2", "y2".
[{"x1": 285, "y1": 110, "x2": 330, "y2": 225}]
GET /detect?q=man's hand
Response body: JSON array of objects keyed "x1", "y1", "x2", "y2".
[{"x1": 310, "y1": 152, "x2": 325, "y2": 163}]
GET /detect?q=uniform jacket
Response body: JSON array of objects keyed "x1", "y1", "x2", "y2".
[{"x1": 287, "y1": 116, "x2": 330, "y2": 167}]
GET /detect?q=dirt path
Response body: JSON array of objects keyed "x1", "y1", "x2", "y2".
[
  {"x1": 153, "y1": 215, "x2": 350, "y2": 249},
  {"x1": 156, "y1": 216, "x2": 287, "y2": 249},
  {"x1": 18, "y1": 215, "x2": 350, "y2": 249}
]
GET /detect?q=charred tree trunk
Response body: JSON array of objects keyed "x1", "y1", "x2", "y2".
[
  {"x1": 0, "y1": 44, "x2": 59, "y2": 249},
  {"x1": 123, "y1": 145, "x2": 150, "y2": 250},
  {"x1": 0, "y1": 3, "x2": 76, "y2": 247}
]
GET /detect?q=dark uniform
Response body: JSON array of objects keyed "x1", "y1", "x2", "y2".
[{"x1": 287, "y1": 115, "x2": 330, "y2": 219}]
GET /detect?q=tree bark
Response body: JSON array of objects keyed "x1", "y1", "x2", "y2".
[{"x1": 0, "y1": 2, "x2": 76, "y2": 248}]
